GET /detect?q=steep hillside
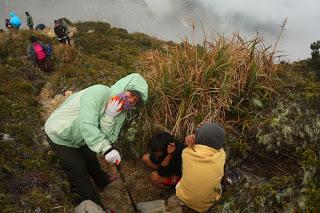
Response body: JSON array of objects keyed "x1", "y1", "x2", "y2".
[{"x1": 0, "y1": 21, "x2": 319, "y2": 212}]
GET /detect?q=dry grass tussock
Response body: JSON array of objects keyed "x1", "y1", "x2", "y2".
[
  {"x1": 53, "y1": 43, "x2": 77, "y2": 63},
  {"x1": 141, "y1": 33, "x2": 278, "y2": 138}
]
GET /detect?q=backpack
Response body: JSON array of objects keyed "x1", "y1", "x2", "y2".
[
  {"x1": 33, "y1": 43, "x2": 46, "y2": 60},
  {"x1": 43, "y1": 44, "x2": 53, "y2": 57}
]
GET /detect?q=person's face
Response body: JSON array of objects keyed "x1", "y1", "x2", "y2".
[{"x1": 123, "y1": 91, "x2": 139, "y2": 107}]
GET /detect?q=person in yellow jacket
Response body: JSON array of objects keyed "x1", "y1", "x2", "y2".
[
  {"x1": 44, "y1": 73, "x2": 148, "y2": 208},
  {"x1": 176, "y1": 123, "x2": 226, "y2": 212}
]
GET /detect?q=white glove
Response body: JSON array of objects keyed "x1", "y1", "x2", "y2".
[
  {"x1": 104, "y1": 149, "x2": 121, "y2": 165},
  {"x1": 105, "y1": 99, "x2": 123, "y2": 117}
]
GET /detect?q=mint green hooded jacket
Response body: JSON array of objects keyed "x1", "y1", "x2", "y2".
[{"x1": 44, "y1": 73, "x2": 148, "y2": 155}]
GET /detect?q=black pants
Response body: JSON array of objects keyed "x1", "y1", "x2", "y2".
[{"x1": 47, "y1": 137, "x2": 110, "y2": 206}]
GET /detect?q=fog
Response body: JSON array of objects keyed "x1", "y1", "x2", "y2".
[{"x1": 1, "y1": 0, "x2": 319, "y2": 61}]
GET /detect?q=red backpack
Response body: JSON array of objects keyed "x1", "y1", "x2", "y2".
[{"x1": 33, "y1": 43, "x2": 46, "y2": 60}]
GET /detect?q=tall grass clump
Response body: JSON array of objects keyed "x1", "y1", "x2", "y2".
[{"x1": 141, "y1": 33, "x2": 278, "y2": 138}]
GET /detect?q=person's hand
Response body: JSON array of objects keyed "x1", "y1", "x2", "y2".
[
  {"x1": 185, "y1": 134, "x2": 196, "y2": 151},
  {"x1": 197, "y1": 121, "x2": 209, "y2": 128},
  {"x1": 167, "y1": 142, "x2": 176, "y2": 155},
  {"x1": 104, "y1": 149, "x2": 121, "y2": 165},
  {"x1": 105, "y1": 99, "x2": 123, "y2": 117}
]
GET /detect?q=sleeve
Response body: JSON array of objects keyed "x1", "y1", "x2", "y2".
[
  {"x1": 79, "y1": 85, "x2": 113, "y2": 155},
  {"x1": 108, "y1": 114, "x2": 126, "y2": 143}
]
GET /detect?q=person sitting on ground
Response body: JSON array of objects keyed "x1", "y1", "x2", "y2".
[
  {"x1": 58, "y1": 18, "x2": 71, "y2": 45},
  {"x1": 35, "y1": 23, "x2": 46, "y2": 31},
  {"x1": 142, "y1": 132, "x2": 185, "y2": 188},
  {"x1": 8, "y1": 11, "x2": 21, "y2": 29},
  {"x1": 53, "y1": 19, "x2": 67, "y2": 44},
  {"x1": 44, "y1": 73, "x2": 148, "y2": 209},
  {"x1": 27, "y1": 35, "x2": 53, "y2": 72},
  {"x1": 25, "y1": 11, "x2": 33, "y2": 30},
  {"x1": 176, "y1": 122, "x2": 226, "y2": 213}
]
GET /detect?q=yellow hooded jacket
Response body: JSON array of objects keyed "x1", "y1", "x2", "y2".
[{"x1": 176, "y1": 145, "x2": 226, "y2": 212}]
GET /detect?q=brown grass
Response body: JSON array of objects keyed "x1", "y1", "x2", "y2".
[
  {"x1": 53, "y1": 44, "x2": 77, "y2": 63},
  {"x1": 140, "y1": 33, "x2": 278, "y2": 139}
]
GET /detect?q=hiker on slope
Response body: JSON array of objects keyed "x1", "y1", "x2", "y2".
[
  {"x1": 176, "y1": 123, "x2": 226, "y2": 212},
  {"x1": 44, "y1": 73, "x2": 148, "y2": 209},
  {"x1": 27, "y1": 35, "x2": 53, "y2": 72},
  {"x1": 58, "y1": 18, "x2": 71, "y2": 45},
  {"x1": 8, "y1": 11, "x2": 21, "y2": 29},
  {"x1": 53, "y1": 20, "x2": 67, "y2": 44},
  {"x1": 25, "y1": 11, "x2": 34, "y2": 30}
]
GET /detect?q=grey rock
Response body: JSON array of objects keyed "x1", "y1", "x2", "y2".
[
  {"x1": 75, "y1": 200, "x2": 105, "y2": 213},
  {"x1": 137, "y1": 199, "x2": 166, "y2": 213}
]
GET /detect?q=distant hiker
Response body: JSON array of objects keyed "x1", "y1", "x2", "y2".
[
  {"x1": 8, "y1": 11, "x2": 21, "y2": 29},
  {"x1": 35, "y1": 23, "x2": 46, "y2": 31},
  {"x1": 142, "y1": 132, "x2": 185, "y2": 188},
  {"x1": 25, "y1": 11, "x2": 33, "y2": 30},
  {"x1": 53, "y1": 20, "x2": 67, "y2": 44},
  {"x1": 176, "y1": 123, "x2": 226, "y2": 212},
  {"x1": 44, "y1": 73, "x2": 148, "y2": 209},
  {"x1": 5, "y1": 18, "x2": 13, "y2": 39},
  {"x1": 5, "y1": 19, "x2": 11, "y2": 29},
  {"x1": 58, "y1": 18, "x2": 71, "y2": 45},
  {"x1": 27, "y1": 35, "x2": 53, "y2": 72}
]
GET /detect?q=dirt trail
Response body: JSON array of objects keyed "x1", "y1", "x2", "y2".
[{"x1": 38, "y1": 84, "x2": 181, "y2": 212}]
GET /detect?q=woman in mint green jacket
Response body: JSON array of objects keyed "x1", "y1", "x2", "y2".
[{"x1": 45, "y1": 73, "x2": 148, "y2": 208}]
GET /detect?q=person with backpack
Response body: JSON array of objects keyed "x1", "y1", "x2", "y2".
[
  {"x1": 27, "y1": 35, "x2": 53, "y2": 72},
  {"x1": 53, "y1": 20, "x2": 67, "y2": 44},
  {"x1": 44, "y1": 73, "x2": 148, "y2": 210},
  {"x1": 58, "y1": 18, "x2": 71, "y2": 45},
  {"x1": 8, "y1": 11, "x2": 21, "y2": 29},
  {"x1": 25, "y1": 11, "x2": 34, "y2": 30},
  {"x1": 142, "y1": 132, "x2": 185, "y2": 188},
  {"x1": 176, "y1": 123, "x2": 226, "y2": 212}
]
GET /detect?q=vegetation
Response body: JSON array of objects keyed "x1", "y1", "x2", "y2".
[
  {"x1": 0, "y1": 21, "x2": 319, "y2": 212},
  {"x1": 310, "y1": 40, "x2": 320, "y2": 79},
  {"x1": 0, "y1": 31, "x2": 73, "y2": 212}
]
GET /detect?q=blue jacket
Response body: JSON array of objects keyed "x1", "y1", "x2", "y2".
[{"x1": 9, "y1": 12, "x2": 21, "y2": 28}]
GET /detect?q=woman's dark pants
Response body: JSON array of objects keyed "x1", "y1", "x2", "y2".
[{"x1": 47, "y1": 137, "x2": 110, "y2": 207}]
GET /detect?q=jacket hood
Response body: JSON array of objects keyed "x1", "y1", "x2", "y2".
[
  {"x1": 9, "y1": 12, "x2": 15, "y2": 17},
  {"x1": 110, "y1": 73, "x2": 148, "y2": 104}
]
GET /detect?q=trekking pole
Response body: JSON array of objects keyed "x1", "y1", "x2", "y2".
[{"x1": 115, "y1": 164, "x2": 139, "y2": 213}]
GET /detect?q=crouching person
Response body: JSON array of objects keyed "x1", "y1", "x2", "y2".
[
  {"x1": 44, "y1": 73, "x2": 148, "y2": 209},
  {"x1": 176, "y1": 123, "x2": 226, "y2": 212},
  {"x1": 142, "y1": 132, "x2": 185, "y2": 188}
]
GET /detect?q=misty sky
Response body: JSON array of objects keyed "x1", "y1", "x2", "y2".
[
  {"x1": 145, "y1": 0, "x2": 320, "y2": 61},
  {"x1": 1, "y1": 0, "x2": 319, "y2": 61}
]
